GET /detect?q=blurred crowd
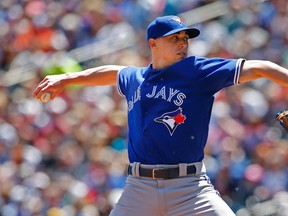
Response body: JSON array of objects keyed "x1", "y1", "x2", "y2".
[{"x1": 0, "y1": 0, "x2": 288, "y2": 215}]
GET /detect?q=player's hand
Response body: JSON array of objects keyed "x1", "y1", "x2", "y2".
[{"x1": 33, "y1": 74, "x2": 68, "y2": 101}]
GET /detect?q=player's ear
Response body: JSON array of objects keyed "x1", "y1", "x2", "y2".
[{"x1": 148, "y1": 39, "x2": 157, "y2": 49}]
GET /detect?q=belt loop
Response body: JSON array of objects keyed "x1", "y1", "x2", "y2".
[
  {"x1": 132, "y1": 162, "x2": 140, "y2": 177},
  {"x1": 178, "y1": 163, "x2": 187, "y2": 177},
  {"x1": 199, "y1": 163, "x2": 206, "y2": 174},
  {"x1": 193, "y1": 162, "x2": 206, "y2": 174}
]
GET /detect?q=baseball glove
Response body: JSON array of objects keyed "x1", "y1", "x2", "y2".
[{"x1": 276, "y1": 110, "x2": 288, "y2": 132}]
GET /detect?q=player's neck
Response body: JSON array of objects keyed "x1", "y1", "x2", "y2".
[
  {"x1": 152, "y1": 54, "x2": 184, "y2": 70},
  {"x1": 152, "y1": 58, "x2": 175, "y2": 70}
]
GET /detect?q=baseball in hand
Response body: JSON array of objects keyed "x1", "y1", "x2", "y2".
[{"x1": 40, "y1": 93, "x2": 51, "y2": 103}]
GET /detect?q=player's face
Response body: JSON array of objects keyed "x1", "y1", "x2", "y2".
[{"x1": 155, "y1": 31, "x2": 189, "y2": 63}]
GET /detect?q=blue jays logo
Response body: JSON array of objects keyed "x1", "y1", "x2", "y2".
[
  {"x1": 154, "y1": 108, "x2": 186, "y2": 136},
  {"x1": 169, "y1": 16, "x2": 184, "y2": 25}
]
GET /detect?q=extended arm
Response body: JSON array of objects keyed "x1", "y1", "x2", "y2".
[
  {"x1": 33, "y1": 65, "x2": 125, "y2": 100},
  {"x1": 239, "y1": 60, "x2": 288, "y2": 87}
]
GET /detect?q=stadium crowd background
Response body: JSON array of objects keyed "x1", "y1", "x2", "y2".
[{"x1": 0, "y1": 0, "x2": 288, "y2": 215}]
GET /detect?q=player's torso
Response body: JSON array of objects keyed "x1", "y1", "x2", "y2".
[{"x1": 125, "y1": 58, "x2": 214, "y2": 164}]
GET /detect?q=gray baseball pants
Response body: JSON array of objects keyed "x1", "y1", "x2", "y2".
[{"x1": 109, "y1": 162, "x2": 236, "y2": 216}]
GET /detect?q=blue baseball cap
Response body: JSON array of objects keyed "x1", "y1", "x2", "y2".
[{"x1": 147, "y1": 15, "x2": 200, "y2": 41}]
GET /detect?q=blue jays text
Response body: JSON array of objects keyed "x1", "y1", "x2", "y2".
[{"x1": 128, "y1": 85, "x2": 186, "y2": 112}]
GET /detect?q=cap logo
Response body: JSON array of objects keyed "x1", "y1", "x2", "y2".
[
  {"x1": 169, "y1": 17, "x2": 183, "y2": 25},
  {"x1": 147, "y1": 15, "x2": 200, "y2": 41}
]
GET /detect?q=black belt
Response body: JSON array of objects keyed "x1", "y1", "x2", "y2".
[{"x1": 127, "y1": 164, "x2": 197, "y2": 179}]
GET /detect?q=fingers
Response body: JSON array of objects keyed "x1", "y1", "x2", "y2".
[
  {"x1": 33, "y1": 83, "x2": 45, "y2": 98},
  {"x1": 33, "y1": 77, "x2": 54, "y2": 101},
  {"x1": 34, "y1": 74, "x2": 66, "y2": 101},
  {"x1": 33, "y1": 81, "x2": 48, "y2": 99}
]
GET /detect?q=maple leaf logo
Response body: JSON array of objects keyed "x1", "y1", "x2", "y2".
[{"x1": 174, "y1": 113, "x2": 186, "y2": 124}]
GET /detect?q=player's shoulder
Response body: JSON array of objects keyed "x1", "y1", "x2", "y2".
[
  {"x1": 118, "y1": 65, "x2": 147, "y2": 78},
  {"x1": 193, "y1": 56, "x2": 238, "y2": 64},
  {"x1": 119, "y1": 65, "x2": 138, "y2": 75},
  {"x1": 119, "y1": 65, "x2": 144, "y2": 72},
  {"x1": 192, "y1": 56, "x2": 219, "y2": 63}
]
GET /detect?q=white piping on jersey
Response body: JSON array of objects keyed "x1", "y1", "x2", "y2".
[
  {"x1": 234, "y1": 58, "x2": 245, "y2": 85},
  {"x1": 117, "y1": 67, "x2": 125, "y2": 97}
]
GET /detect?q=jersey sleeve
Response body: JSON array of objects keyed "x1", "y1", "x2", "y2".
[
  {"x1": 116, "y1": 66, "x2": 135, "y2": 97},
  {"x1": 194, "y1": 57, "x2": 245, "y2": 94}
]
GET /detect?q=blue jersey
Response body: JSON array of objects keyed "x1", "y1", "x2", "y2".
[{"x1": 117, "y1": 56, "x2": 244, "y2": 165}]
